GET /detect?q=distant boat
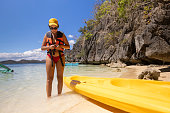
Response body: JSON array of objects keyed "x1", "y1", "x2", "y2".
[
  {"x1": 65, "y1": 62, "x2": 79, "y2": 66},
  {"x1": 0, "y1": 63, "x2": 14, "y2": 73}
]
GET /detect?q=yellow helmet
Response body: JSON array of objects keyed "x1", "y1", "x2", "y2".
[{"x1": 49, "y1": 18, "x2": 59, "y2": 27}]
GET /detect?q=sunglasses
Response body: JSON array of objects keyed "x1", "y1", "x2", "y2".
[{"x1": 49, "y1": 26, "x2": 58, "y2": 30}]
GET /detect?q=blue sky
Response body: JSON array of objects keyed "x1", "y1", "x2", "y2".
[{"x1": 0, "y1": 0, "x2": 96, "y2": 61}]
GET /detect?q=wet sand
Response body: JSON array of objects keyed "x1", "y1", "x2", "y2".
[{"x1": 63, "y1": 65, "x2": 170, "y2": 113}]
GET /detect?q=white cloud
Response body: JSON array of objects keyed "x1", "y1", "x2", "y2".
[
  {"x1": 68, "y1": 40, "x2": 75, "y2": 47},
  {"x1": 68, "y1": 35, "x2": 73, "y2": 38},
  {"x1": 0, "y1": 48, "x2": 46, "y2": 61}
]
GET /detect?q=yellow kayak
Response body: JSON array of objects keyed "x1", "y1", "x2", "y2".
[{"x1": 64, "y1": 75, "x2": 170, "y2": 113}]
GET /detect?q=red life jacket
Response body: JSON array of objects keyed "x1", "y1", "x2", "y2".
[{"x1": 46, "y1": 31, "x2": 64, "y2": 51}]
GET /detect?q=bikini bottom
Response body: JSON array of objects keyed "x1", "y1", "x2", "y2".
[{"x1": 47, "y1": 54, "x2": 64, "y2": 63}]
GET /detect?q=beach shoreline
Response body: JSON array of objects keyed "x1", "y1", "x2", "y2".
[
  {"x1": 63, "y1": 65, "x2": 170, "y2": 113},
  {"x1": 120, "y1": 65, "x2": 170, "y2": 81},
  {"x1": 2, "y1": 64, "x2": 168, "y2": 113}
]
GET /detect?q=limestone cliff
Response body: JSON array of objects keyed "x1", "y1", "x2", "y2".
[{"x1": 65, "y1": 0, "x2": 170, "y2": 64}]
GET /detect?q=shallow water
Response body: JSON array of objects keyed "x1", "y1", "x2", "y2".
[{"x1": 0, "y1": 63, "x2": 125, "y2": 113}]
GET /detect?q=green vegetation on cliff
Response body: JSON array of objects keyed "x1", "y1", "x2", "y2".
[
  {"x1": 78, "y1": 0, "x2": 155, "y2": 41},
  {"x1": 67, "y1": 0, "x2": 170, "y2": 64}
]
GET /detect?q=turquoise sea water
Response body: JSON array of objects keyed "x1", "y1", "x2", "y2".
[{"x1": 0, "y1": 63, "x2": 124, "y2": 113}]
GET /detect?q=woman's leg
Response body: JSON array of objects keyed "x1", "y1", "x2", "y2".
[
  {"x1": 46, "y1": 55, "x2": 55, "y2": 97},
  {"x1": 56, "y1": 55, "x2": 65, "y2": 95}
]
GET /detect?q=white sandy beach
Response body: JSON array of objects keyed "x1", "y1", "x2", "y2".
[{"x1": 1, "y1": 64, "x2": 169, "y2": 113}]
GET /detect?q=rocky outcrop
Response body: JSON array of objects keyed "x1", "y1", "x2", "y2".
[
  {"x1": 66, "y1": 0, "x2": 170, "y2": 64},
  {"x1": 64, "y1": 36, "x2": 85, "y2": 62},
  {"x1": 137, "y1": 67, "x2": 161, "y2": 80},
  {"x1": 106, "y1": 61, "x2": 127, "y2": 68}
]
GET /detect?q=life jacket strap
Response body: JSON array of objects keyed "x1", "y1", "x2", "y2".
[{"x1": 58, "y1": 50, "x2": 64, "y2": 66}]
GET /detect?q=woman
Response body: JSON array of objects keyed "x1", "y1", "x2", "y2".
[{"x1": 41, "y1": 18, "x2": 70, "y2": 98}]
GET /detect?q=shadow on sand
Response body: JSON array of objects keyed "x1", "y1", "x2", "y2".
[
  {"x1": 55, "y1": 90, "x2": 128, "y2": 112},
  {"x1": 84, "y1": 96, "x2": 128, "y2": 113},
  {"x1": 159, "y1": 66, "x2": 170, "y2": 72}
]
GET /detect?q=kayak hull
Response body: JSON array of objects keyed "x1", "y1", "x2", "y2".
[{"x1": 64, "y1": 76, "x2": 170, "y2": 113}]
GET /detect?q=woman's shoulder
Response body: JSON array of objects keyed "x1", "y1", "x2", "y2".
[
  {"x1": 46, "y1": 31, "x2": 52, "y2": 38},
  {"x1": 57, "y1": 31, "x2": 64, "y2": 38}
]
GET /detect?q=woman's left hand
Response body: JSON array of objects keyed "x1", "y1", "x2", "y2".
[{"x1": 55, "y1": 45, "x2": 62, "y2": 50}]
